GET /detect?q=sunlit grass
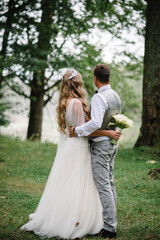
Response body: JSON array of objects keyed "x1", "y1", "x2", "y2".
[{"x1": 0, "y1": 134, "x2": 160, "y2": 240}]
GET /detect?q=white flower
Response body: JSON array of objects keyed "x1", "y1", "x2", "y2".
[
  {"x1": 109, "y1": 114, "x2": 134, "y2": 145},
  {"x1": 110, "y1": 114, "x2": 134, "y2": 129}
]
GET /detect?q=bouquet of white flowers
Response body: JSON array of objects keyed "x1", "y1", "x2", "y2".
[{"x1": 109, "y1": 114, "x2": 134, "y2": 145}]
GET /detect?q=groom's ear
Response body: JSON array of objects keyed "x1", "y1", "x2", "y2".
[
  {"x1": 94, "y1": 75, "x2": 97, "y2": 83},
  {"x1": 94, "y1": 76, "x2": 99, "y2": 86}
]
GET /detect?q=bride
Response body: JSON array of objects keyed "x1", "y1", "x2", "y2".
[{"x1": 21, "y1": 68, "x2": 120, "y2": 239}]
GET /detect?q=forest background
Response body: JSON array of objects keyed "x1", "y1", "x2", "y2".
[{"x1": 0, "y1": 0, "x2": 160, "y2": 239}]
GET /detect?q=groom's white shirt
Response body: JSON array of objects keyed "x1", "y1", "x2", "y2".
[{"x1": 75, "y1": 84, "x2": 111, "y2": 142}]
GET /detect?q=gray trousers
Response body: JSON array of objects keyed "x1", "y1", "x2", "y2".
[{"x1": 90, "y1": 139, "x2": 118, "y2": 233}]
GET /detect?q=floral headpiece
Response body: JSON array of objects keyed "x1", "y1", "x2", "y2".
[{"x1": 68, "y1": 68, "x2": 77, "y2": 80}]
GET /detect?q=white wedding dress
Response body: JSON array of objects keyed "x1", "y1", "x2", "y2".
[{"x1": 21, "y1": 98, "x2": 103, "y2": 239}]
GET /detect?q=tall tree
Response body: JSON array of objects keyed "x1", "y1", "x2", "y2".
[
  {"x1": 0, "y1": 0, "x2": 15, "y2": 125},
  {"x1": 0, "y1": 0, "x2": 35, "y2": 125},
  {"x1": 135, "y1": 0, "x2": 160, "y2": 147},
  {"x1": 27, "y1": 0, "x2": 55, "y2": 139}
]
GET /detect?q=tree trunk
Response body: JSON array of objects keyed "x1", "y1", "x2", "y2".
[
  {"x1": 27, "y1": 85, "x2": 44, "y2": 140},
  {"x1": 135, "y1": 0, "x2": 160, "y2": 147},
  {"x1": 27, "y1": 0, "x2": 55, "y2": 140},
  {"x1": 0, "y1": 0, "x2": 15, "y2": 93}
]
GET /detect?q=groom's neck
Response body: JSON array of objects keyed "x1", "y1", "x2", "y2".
[{"x1": 97, "y1": 82, "x2": 110, "y2": 89}]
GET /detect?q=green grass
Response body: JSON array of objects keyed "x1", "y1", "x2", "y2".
[{"x1": 0, "y1": 135, "x2": 160, "y2": 240}]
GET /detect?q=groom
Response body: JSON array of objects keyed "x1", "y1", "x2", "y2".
[{"x1": 69, "y1": 64, "x2": 121, "y2": 239}]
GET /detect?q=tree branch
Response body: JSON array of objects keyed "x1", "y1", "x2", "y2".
[
  {"x1": 44, "y1": 79, "x2": 61, "y2": 92},
  {"x1": 43, "y1": 90, "x2": 57, "y2": 107},
  {"x1": 4, "y1": 79, "x2": 30, "y2": 98},
  {"x1": 3, "y1": 72, "x2": 30, "y2": 98},
  {"x1": 15, "y1": 74, "x2": 31, "y2": 87},
  {"x1": 54, "y1": 37, "x2": 68, "y2": 50},
  {"x1": 2, "y1": 66, "x2": 24, "y2": 80}
]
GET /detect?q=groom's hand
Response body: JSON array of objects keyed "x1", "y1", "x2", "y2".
[
  {"x1": 69, "y1": 126, "x2": 76, "y2": 137},
  {"x1": 108, "y1": 130, "x2": 121, "y2": 140}
]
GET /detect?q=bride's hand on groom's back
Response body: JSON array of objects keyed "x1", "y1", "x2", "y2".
[{"x1": 107, "y1": 130, "x2": 121, "y2": 140}]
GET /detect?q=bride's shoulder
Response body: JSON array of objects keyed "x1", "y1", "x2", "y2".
[
  {"x1": 66, "y1": 98, "x2": 82, "y2": 109},
  {"x1": 66, "y1": 98, "x2": 74, "y2": 108},
  {"x1": 72, "y1": 99, "x2": 83, "y2": 114},
  {"x1": 73, "y1": 98, "x2": 81, "y2": 104},
  {"x1": 73, "y1": 98, "x2": 82, "y2": 107}
]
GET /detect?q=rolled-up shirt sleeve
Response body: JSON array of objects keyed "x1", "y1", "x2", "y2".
[{"x1": 75, "y1": 94, "x2": 108, "y2": 137}]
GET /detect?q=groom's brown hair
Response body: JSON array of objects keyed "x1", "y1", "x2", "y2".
[{"x1": 94, "y1": 64, "x2": 110, "y2": 83}]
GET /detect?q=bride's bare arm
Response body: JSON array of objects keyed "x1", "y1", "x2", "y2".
[{"x1": 89, "y1": 130, "x2": 121, "y2": 140}]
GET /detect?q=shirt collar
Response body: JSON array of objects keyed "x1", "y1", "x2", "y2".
[{"x1": 98, "y1": 84, "x2": 111, "y2": 93}]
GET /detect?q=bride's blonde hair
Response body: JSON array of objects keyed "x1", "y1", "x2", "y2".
[{"x1": 56, "y1": 69, "x2": 90, "y2": 133}]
